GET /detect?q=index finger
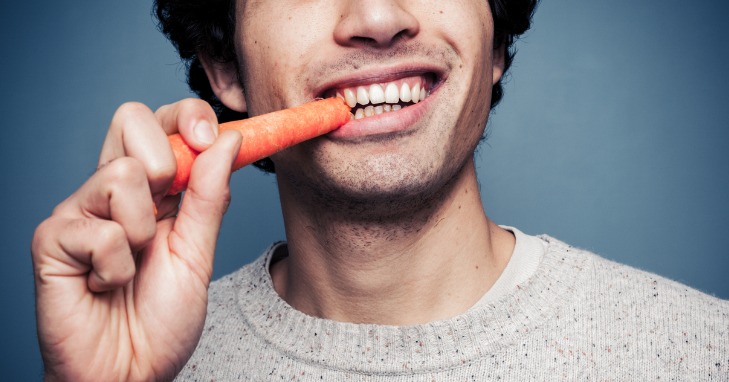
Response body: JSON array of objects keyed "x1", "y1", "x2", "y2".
[
  {"x1": 99, "y1": 102, "x2": 177, "y2": 201},
  {"x1": 154, "y1": 98, "x2": 219, "y2": 153}
]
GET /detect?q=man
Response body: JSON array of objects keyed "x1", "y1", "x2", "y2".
[{"x1": 31, "y1": 0, "x2": 728, "y2": 380}]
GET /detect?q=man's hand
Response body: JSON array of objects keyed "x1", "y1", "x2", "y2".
[{"x1": 31, "y1": 99, "x2": 242, "y2": 381}]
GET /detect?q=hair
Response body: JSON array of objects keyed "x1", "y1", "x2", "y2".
[{"x1": 155, "y1": 0, "x2": 539, "y2": 172}]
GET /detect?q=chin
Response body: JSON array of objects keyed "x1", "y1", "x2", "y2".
[{"x1": 305, "y1": 152, "x2": 470, "y2": 219}]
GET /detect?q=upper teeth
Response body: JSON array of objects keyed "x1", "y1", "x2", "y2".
[{"x1": 335, "y1": 79, "x2": 429, "y2": 119}]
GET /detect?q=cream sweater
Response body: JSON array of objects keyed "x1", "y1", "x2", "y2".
[{"x1": 177, "y1": 236, "x2": 728, "y2": 380}]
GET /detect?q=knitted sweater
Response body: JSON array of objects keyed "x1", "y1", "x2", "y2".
[{"x1": 176, "y1": 236, "x2": 729, "y2": 381}]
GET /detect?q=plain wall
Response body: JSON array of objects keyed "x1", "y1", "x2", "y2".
[{"x1": 2, "y1": 1, "x2": 727, "y2": 379}]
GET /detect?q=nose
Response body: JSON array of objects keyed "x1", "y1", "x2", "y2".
[{"x1": 333, "y1": 0, "x2": 420, "y2": 48}]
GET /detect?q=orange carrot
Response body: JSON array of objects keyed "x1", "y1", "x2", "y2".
[{"x1": 166, "y1": 97, "x2": 350, "y2": 195}]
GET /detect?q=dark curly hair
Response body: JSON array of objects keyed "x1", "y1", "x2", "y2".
[{"x1": 154, "y1": 0, "x2": 539, "y2": 172}]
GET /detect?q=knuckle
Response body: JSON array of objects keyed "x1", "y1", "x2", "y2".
[
  {"x1": 112, "y1": 102, "x2": 152, "y2": 124},
  {"x1": 179, "y1": 97, "x2": 213, "y2": 113},
  {"x1": 96, "y1": 221, "x2": 128, "y2": 250},
  {"x1": 31, "y1": 218, "x2": 57, "y2": 259},
  {"x1": 50, "y1": 187, "x2": 85, "y2": 217},
  {"x1": 147, "y1": 160, "x2": 177, "y2": 183},
  {"x1": 179, "y1": 98, "x2": 217, "y2": 125},
  {"x1": 50, "y1": 202, "x2": 67, "y2": 217},
  {"x1": 220, "y1": 189, "x2": 232, "y2": 215},
  {"x1": 119, "y1": 258, "x2": 136, "y2": 281},
  {"x1": 154, "y1": 103, "x2": 172, "y2": 117},
  {"x1": 103, "y1": 157, "x2": 146, "y2": 186},
  {"x1": 96, "y1": 259, "x2": 135, "y2": 287}
]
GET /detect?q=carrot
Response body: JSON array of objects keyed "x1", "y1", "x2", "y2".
[{"x1": 166, "y1": 97, "x2": 350, "y2": 195}]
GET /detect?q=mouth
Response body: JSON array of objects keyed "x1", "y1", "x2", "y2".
[{"x1": 320, "y1": 72, "x2": 438, "y2": 120}]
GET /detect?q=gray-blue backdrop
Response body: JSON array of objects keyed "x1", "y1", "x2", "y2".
[{"x1": 2, "y1": 1, "x2": 727, "y2": 379}]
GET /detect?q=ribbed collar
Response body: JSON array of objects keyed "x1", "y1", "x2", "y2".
[{"x1": 235, "y1": 236, "x2": 591, "y2": 375}]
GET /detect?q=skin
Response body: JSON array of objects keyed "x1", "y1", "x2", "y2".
[
  {"x1": 31, "y1": 0, "x2": 514, "y2": 380},
  {"x1": 32, "y1": 100, "x2": 242, "y2": 381}
]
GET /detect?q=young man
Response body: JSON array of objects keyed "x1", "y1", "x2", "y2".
[{"x1": 32, "y1": 0, "x2": 727, "y2": 380}]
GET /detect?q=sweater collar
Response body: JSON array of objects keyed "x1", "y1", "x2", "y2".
[{"x1": 235, "y1": 236, "x2": 590, "y2": 375}]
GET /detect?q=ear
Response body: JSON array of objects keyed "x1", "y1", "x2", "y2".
[
  {"x1": 492, "y1": 44, "x2": 506, "y2": 85},
  {"x1": 198, "y1": 54, "x2": 247, "y2": 113}
]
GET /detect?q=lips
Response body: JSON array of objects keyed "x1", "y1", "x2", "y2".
[
  {"x1": 313, "y1": 67, "x2": 443, "y2": 139},
  {"x1": 320, "y1": 72, "x2": 438, "y2": 120}
]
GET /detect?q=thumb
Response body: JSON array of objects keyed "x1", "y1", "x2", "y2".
[{"x1": 169, "y1": 130, "x2": 242, "y2": 282}]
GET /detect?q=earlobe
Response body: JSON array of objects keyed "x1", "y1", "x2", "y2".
[
  {"x1": 198, "y1": 54, "x2": 247, "y2": 113},
  {"x1": 492, "y1": 44, "x2": 506, "y2": 85}
]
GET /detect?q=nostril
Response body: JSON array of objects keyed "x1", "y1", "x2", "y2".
[
  {"x1": 391, "y1": 29, "x2": 411, "y2": 44},
  {"x1": 350, "y1": 28, "x2": 411, "y2": 48},
  {"x1": 351, "y1": 36, "x2": 378, "y2": 47},
  {"x1": 392, "y1": 29, "x2": 411, "y2": 44}
]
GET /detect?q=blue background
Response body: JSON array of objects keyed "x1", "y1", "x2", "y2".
[{"x1": 2, "y1": 1, "x2": 727, "y2": 379}]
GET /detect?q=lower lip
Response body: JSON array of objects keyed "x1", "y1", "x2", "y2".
[{"x1": 326, "y1": 94, "x2": 433, "y2": 140}]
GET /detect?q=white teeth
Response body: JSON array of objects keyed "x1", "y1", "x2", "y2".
[
  {"x1": 399, "y1": 83, "x2": 412, "y2": 103},
  {"x1": 411, "y1": 83, "x2": 421, "y2": 103},
  {"x1": 385, "y1": 83, "x2": 399, "y2": 104},
  {"x1": 364, "y1": 105, "x2": 375, "y2": 117},
  {"x1": 338, "y1": 79, "x2": 430, "y2": 119},
  {"x1": 344, "y1": 88, "x2": 357, "y2": 108},
  {"x1": 341, "y1": 80, "x2": 427, "y2": 107},
  {"x1": 356, "y1": 86, "x2": 369, "y2": 105},
  {"x1": 369, "y1": 84, "x2": 385, "y2": 104}
]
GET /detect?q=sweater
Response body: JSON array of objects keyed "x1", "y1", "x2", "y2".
[{"x1": 176, "y1": 235, "x2": 729, "y2": 381}]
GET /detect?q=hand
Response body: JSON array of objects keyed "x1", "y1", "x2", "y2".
[{"x1": 31, "y1": 99, "x2": 242, "y2": 381}]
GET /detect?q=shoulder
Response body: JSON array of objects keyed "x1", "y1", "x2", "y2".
[
  {"x1": 540, "y1": 236, "x2": 728, "y2": 377},
  {"x1": 543, "y1": 235, "x2": 729, "y2": 323},
  {"x1": 541, "y1": 235, "x2": 728, "y2": 311}
]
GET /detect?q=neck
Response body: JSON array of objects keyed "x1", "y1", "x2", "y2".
[{"x1": 272, "y1": 159, "x2": 515, "y2": 325}]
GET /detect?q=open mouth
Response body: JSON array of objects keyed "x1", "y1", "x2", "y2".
[{"x1": 323, "y1": 73, "x2": 437, "y2": 120}]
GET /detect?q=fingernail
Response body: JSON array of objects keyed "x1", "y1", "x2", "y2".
[{"x1": 193, "y1": 120, "x2": 216, "y2": 145}]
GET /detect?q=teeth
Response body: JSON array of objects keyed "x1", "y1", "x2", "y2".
[
  {"x1": 344, "y1": 88, "x2": 357, "y2": 108},
  {"x1": 356, "y1": 87, "x2": 369, "y2": 105},
  {"x1": 364, "y1": 105, "x2": 375, "y2": 117},
  {"x1": 411, "y1": 83, "x2": 420, "y2": 103},
  {"x1": 354, "y1": 108, "x2": 365, "y2": 119},
  {"x1": 336, "y1": 78, "x2": 430, "y2": 119},
  {"x1": 399, "y1": 83, "x2": 412, "y2": 103},
  {"x1": 385, "y1": 83, "x2": 399, "y2": 104},
  {"x1": 369, "y1": 84, "x2": 385, "y2": 104}
]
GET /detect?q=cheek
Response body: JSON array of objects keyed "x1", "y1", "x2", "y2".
[
  {"x1": 235, "y1": 20, "x2": 290, "y2": 110},
  {"x1": 451, "y1": 6, "x2": 495, "y2": 133},
  {"x1": 237, "y1": 3, "x2": 335, "y2": 113},
  {"x1": 237, "y1": 27, "x2": 291, "y2": 109},
  {"x1": 435, "y1": 0, "x2": 494, "y2": 71}
]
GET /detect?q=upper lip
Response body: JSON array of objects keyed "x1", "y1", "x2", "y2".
[{"x1": 312, "y1": 63, "x2": 447, "y2": 99}]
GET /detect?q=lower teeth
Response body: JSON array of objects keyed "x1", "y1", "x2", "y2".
[{"x1": 352, "y1": 103, "x2": 406, "y2": 119}]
